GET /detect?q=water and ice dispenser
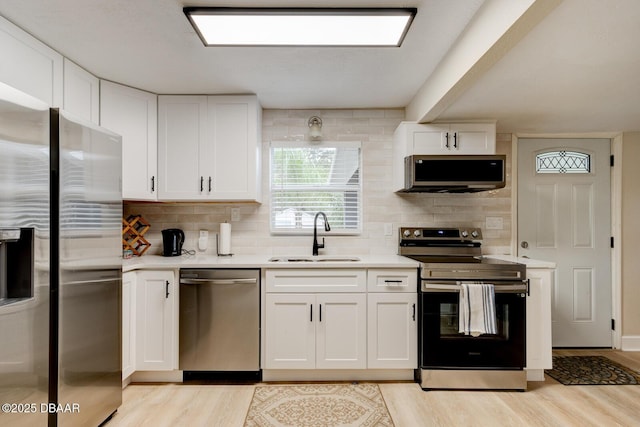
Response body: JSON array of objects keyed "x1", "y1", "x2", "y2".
[{"x1": 0, "y1": 228, "x2": 34, "y2": 304}]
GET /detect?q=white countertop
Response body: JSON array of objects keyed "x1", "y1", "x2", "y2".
[
  {"x1": 484, "y1": 255, "x2": 556, "y2": 269},
  {"x1": 122, "y1": 254, "x2": 419, "y2": 272}
]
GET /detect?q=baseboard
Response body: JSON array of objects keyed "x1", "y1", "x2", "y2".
[
  {"x1": 131, "y1": 370, "x2": 184, "y2": 383},
  {"x1": 262, "y1": 369, "x2": 415, "y2": 382},
  {"x1": 526, "y1": 369, "x2": 545, "y2": 381},
  {"x1": 621, "y1": 335, "x2": 640, "y2": 351}
]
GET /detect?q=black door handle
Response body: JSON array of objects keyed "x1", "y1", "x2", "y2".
[
  {"x1": 310, "y1": 304, "x2": 313, "y2": 322},
  {"x1": 165, "y1": 280, "x2": 170, "y2": 299},
  {"x1": 319, "y1": 304, "x2": 322, "y2": 322},
  {"x1": 151, "y1": 176, "x2": 155, "y2": 192},
  {"x1": 208, "y1": 176, "x2": 212, "y2": 192},
  {"x1": 412, "y1": 303, "x2": 416, "y2": 321},
  {"x1": 453, "y1": 132, "x2": 458, "y2": 149},
  {"x1": 200, "y1": 176, "x2": 204, "y2": 192}
]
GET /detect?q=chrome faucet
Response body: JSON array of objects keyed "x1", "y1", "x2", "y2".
[{"x1": 312, "y1": 212, "x2": 331, "y2": 256}]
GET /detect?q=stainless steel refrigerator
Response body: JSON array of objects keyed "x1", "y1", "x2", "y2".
[{"x1": 0, "y1": 82, "x2": 122, "y2": 426}]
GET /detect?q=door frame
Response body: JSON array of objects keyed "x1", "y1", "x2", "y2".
[{"x1": 511, "y1": 133, "x2": 622, "y2": 349}]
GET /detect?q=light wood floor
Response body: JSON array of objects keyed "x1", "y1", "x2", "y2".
[{"x1": 107, "y1": 350, "x2": 640, "y2": 427}]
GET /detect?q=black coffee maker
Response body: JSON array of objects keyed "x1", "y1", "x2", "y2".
[{"x1": 161, "y1": 229, "x2": 184, "y2": 257}]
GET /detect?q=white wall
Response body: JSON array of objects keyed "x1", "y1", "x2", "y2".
[{"x1": 621, "y1": 132, "x2": 640, "y2": 345}]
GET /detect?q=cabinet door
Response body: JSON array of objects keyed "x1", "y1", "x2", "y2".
[
  {"x1": 205, "y1": 96, "x2": 261, "y2": 201},
  {"x1": 316, "y1": 293, "x2": 367, "y2": 369},
  {"x1": 122, "y1": 272, "x2": 136, "y2": 379},
  {"x1": 367, "y1": 293, "x2": 417, "y2": 369},
  {"x1": 157, "y1": 95, "x2": 207, "y2": 200},
  {"x1": 0, "y1": 16, "x2": 63, "y2": 106},
  {"x1": 526, "y1": 268, "x2": 553, "y2": 371},
  {"x1": 265, "y1": 294, "x2": 316, "y2": 369},
  {"x1": 63, "y1": 59, "x2": 99, "y2": 124},
  {"x1": 135, "y1": 270, "x2": 176, "y2": 371},
  {"x1": 450, "y1": 123, "x2": 496, "y2": 154},
  {"x1": 411, "y1": 123, "x2": 449, "y2": 153},
  {"x1": 100, "y1": 81, "x2": 158, "y2": 200}
]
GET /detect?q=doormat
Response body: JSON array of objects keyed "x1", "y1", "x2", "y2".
[
  {"x1": 545, "y1": 356, "x2": 640, "y2": 385},
  {"x1": 243, "y1": 383, "x2": 394, "y2": 427}
]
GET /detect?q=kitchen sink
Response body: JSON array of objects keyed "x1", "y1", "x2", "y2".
[{"x1": 268, "y1": 256, "x2": 360, "y2": 262}]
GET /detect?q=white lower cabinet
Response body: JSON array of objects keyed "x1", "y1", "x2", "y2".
[
  {"x1": 367, "y1": 293, "x2": 417, "y2": 369},
  {"x1": 135, "y1": 270, "x2": 177, "y2": 371},
  {"x1": 367, "y1": 269, "x2": 418, "y2": 369},
  {"x1": 526, "y1": 267, "x2": 553, "y2": 378},
  {"x1": 264, "y1": 293, "x2": 367, "y2": 369},
  {"x1": 264, "y1": 267, "x2": 418, "y2": 374},
  {"x1": 121, "y1": 272, "x2": 136, "y2": 379}
]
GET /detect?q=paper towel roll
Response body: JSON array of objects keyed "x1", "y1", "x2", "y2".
[{"x1": 219, "y1": 223, "x2": 232, "y2": 255}]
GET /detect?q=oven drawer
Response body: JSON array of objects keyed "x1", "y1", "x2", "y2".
[{"x1": 367, "y1": 269, "x2": 417, "y2": 292}]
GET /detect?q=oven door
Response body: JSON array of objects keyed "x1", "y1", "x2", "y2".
[{"x1": 420, "y1": 282, "x2": 526, "y2": 369}]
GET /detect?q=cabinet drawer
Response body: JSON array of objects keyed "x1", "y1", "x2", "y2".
[
  {"x1": 367, "y1": 269, "x2": 417, "y2": 292},
  {"x1": 266, "y1": 269, "x2": 366, "y2": 293}
]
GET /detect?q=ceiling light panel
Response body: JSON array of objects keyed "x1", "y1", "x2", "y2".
[{"x1": 184, "y1": 8, "x2": 416, "y2": 47}]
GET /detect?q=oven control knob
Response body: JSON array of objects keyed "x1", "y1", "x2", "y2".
[
  {"x1": 471, "y1": 230, "x2": 479, "y2": 238},
  {"x1": 461, "y1": 230, "x2": 469, "y2": 238},
  {"x1": 413, "y1": 230, "x2": 421, "y2": 238},
  {"x1": 403, "y1": 229, "x2": 411, "y2": 238}
]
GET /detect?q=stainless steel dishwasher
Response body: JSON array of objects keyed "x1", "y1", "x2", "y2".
[{"x1": 179, "y1": 269, "x2": 260, "y2": 378}]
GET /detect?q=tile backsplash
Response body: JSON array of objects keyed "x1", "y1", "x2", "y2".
[{"x1": 124, "y1": 109, "x2": 512, "y2": 257}]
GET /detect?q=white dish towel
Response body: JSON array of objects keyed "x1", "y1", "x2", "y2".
[{"x1": 459, "y1": 283, "x2": 497, "y2": 337}]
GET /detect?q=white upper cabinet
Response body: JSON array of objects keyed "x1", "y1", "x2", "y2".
[
  {"x1": 157, "y1": 95, "x2": 207, "y2": 200},
  {"x1": 0, "y1": 16, "x2": 63, "y2": 106},
  {"x1": 158, "y1": 95, "x2": 262, "y2": 202},
  {"x1": 63, "y1": 59, "x2": 99, "y2": 124},
  {"x1": 394, "y1": 121, "x2": 496, "y2": 156},
  {"x1": 100, "y1": 80, "x2": 158, "y2": 201}
]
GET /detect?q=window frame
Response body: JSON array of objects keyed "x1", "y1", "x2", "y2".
[{"x1": 269, "y1": 140, "x2": 363, "y2": 236}]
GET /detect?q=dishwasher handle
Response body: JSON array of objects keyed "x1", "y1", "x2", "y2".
[{"x1": 179, "y1": 278, "x2": 257, "y2": 285}]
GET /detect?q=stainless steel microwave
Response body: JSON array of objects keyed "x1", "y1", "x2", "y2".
[{"x1": 401, "y1": 155, "x2": 506, "y2": 193}]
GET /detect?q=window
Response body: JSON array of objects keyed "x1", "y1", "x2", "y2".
[
  {"x1": 536, "y1": 151, "x2": 590, "y2": 174},
  {"x1": 270, "y1": 141, "x2": 361, "y2": 234}
]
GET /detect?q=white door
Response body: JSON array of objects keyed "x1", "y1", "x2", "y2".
[
  {"x1": 122, "y1": 272, "x2": 136, "y2": 379},
  {"x1": 157, "y1": 95, "x2": 207, "y2": 200},
  {"x1": 136, "y1": 270, "x2": 175, "y2": 370},
  {"x1": 315, "y1": 294, "x2": 367, "y2": 369},
  {"x1": 101, "y1": 81, "x2": 158, "y2": 200},
  {"x1": 518, "y1": 138, "x2": 611, "y2": 347},
  {"x1": 367, "y1": 293, "x2": 417, "y2": 369},
  {"x1": 264, "y1": 294, "x2": 316, "y2": 369}
]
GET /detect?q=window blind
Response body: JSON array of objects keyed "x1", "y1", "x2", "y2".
[{"x1": 270, "y1": 141, "x2": 361, "y2": 234}]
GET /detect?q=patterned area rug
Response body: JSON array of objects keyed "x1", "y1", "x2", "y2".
[
  {"x1": 546, "y1": 356, "x2": 640, "y2": 385},
  {"x1": 244, "y1": 383, "x2": 394, "y2": 427}
]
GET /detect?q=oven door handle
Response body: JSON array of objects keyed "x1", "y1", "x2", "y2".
[{"x1": 422, "y1": 282, "x2": 528, "y2": 293}]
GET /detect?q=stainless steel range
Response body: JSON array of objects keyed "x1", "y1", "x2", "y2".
[{"x1": 399, "y1": 227, "x2": 528, "y2": 391}]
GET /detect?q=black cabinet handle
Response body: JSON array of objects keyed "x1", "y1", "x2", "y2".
[
  {"x1": 165, "y1": 281, "x2": 170, "y2": 299},
  {"x1": 319, "y1": 304, "x2": 322, "y2": 322},
  {"x1": 151, "y1": 176, "x2": 155, "y2": 192},
  {"x1": 412, "y1": 303, "x2": 416, "y2": 321},
  {"x1": 444, "y1": 132, "x2": 449, "y2": 149},
  {"x1": 453, "y1": 132, "x2": 458, "y2": 149},
  {"x1": 208, "y1": 176, "x2": 212, "y2": 192},
  {"x1": 384, "y1": 280, "x2": 403, "y2": 284},
  {"x1": 310, "y1": 304, "x2": 313, "y2": 322},
  {"x1": 200, "y1": 176, "x2": 204, "y2": 192}
]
